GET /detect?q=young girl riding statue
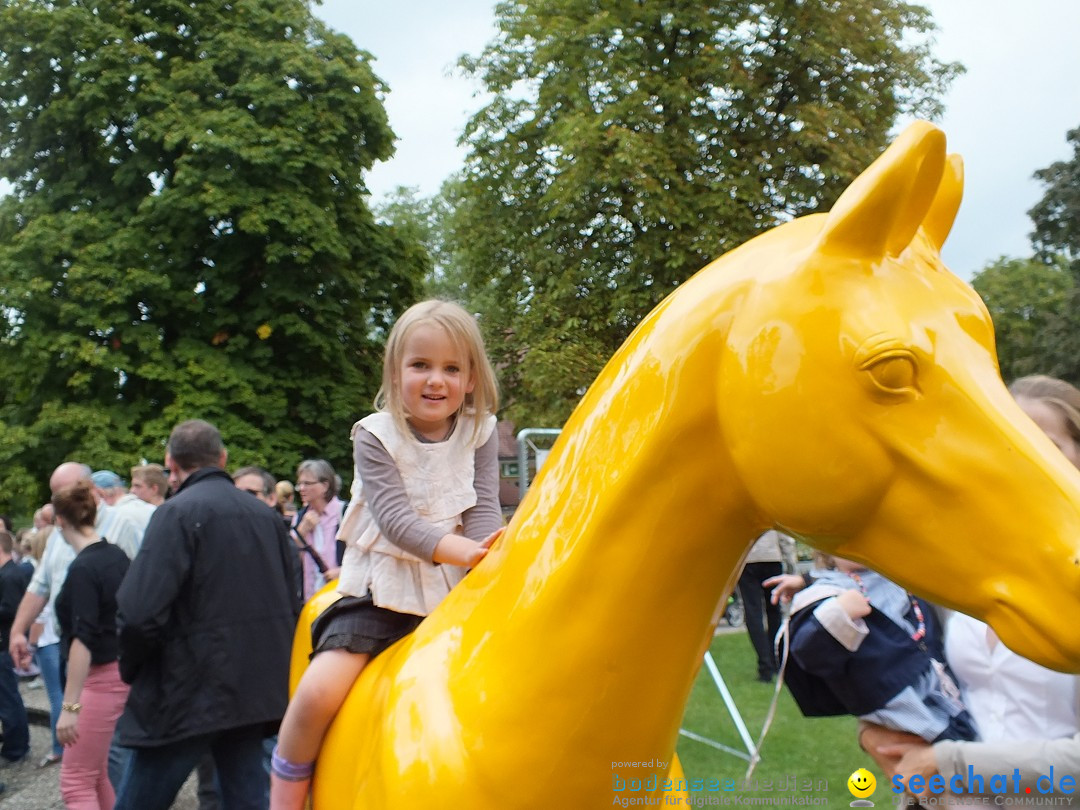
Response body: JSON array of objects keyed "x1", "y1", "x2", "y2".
[{"x1": 270, "y1": 299, "x2": 503, "y2": 809}]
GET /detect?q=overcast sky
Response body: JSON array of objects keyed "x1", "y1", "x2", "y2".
[{"x1": 315, "y1": 0, "x2": 1080, "y2": 281}]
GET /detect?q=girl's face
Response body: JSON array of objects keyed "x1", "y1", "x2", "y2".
[
  {"x1": 1017, "y1": 396, "x2": 1080, "y2": 470},
  {"x1": 398, "y1": 323, "x2": 474, "y2": 440}
]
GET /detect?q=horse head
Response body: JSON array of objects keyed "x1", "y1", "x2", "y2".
[{"x1": 717, "y1": 121, "x2": 1080, "y2": 670}]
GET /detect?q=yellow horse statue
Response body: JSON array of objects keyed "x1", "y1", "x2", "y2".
[{"x1": 291, "y1": 121, "x2": 1080, "y2": 809}]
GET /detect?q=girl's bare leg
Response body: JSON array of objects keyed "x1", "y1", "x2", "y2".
[{"x1": 270, "y1": 650, "x2": 371, "y2": 810}]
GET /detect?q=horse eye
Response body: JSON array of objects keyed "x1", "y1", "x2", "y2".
[{"x1": 864, "y1": 352, "x2": 917, "y2": 394}]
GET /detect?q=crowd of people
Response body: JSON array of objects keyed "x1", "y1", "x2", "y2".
[
  {"x1": 0, "y1": 439, "x2": 307, "y2": 809},
  {"x1": 0, "y1": 435, "x2": 382, "y2": 808}
]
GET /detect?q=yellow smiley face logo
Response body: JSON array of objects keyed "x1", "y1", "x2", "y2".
[{"x1": 847, "y1": 768, "x2": 876, "y2": 798}]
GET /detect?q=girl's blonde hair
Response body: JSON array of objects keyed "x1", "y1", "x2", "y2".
[
  {"x1": 375, "y1": 300, "x2": 499, "y2": 440},
  {"x1": 1009, "y1": 374, "x2": 1080, "y2": 446}
]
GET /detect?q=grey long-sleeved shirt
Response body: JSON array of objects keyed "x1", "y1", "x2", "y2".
[
  {"x1": 933, "y1": 733, "x2": 1080, "y2": 796},
  {"x1": 354, "y1": 426, "x2": 503, "y2": 563}
]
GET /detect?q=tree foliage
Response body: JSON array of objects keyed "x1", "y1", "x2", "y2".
[
  {"x1": 1030, "y1": 126, "x2": 1080, "y2": 263},
  {"x1": 374, "y1": 186, "x2": 453, "y2": 298},
  {"x1": 0, "y1": 0, "x2": 424, "y2": 514},
  {"x1": 1024, "y1": 125, "x2": 1080, "y2": 386},
  {"x1": 971, "y1": 255, "x2": 1074, "y2": 384},
  {"x1": 443, "y1": 0, "x2": 962, "y2": 426}
]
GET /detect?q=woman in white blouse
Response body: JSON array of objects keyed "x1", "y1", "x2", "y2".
[{"x1": 944, "y1": 611, "x2": 1077, "y2": 743}]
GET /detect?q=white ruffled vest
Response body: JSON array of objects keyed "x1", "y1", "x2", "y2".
[{"x1": 336, "y1": 411, "x2": 497, "y2": 616}]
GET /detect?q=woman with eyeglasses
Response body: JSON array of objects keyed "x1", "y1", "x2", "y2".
[{"x1": 291, "y1": 459, "x2": 345, "y2": 600}]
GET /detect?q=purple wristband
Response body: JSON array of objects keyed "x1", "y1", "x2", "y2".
[{"x1": 271, "y1": 746, "x2": 314, "y2": 781}]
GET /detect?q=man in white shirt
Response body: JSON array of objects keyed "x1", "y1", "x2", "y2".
[
  {"x1": 93, "y1": 469, "x2": 155, "y2": 541},
  {"x1": 10, "y1": 462, "x2": 143, "y2": 788},
  {"x1": 11, "y1": 462, "x2": 144, "y2": 663}
]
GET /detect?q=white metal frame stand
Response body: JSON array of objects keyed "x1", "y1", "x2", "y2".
[
  {"x1": 678, "y1": 651, "x2": 759, "y2": 764},
  {"x1": 516, "y1": 428, "x2": 563, "y2": 493}
]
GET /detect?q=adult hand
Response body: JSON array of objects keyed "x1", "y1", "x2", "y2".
[
  {"x1": 57, "y1": 709, "x2": 80, "y2": 747},
  {"x1": 9, "y1": 632, "x2": 32, "y2": 671},
  {"x1": 763, "y1": 574, "x2": 806, "y2": 605},
  {"x1": 297, "y1": 508, "x2": 321, "y2": 537},
  {"x1": 857, "y1": 721, "x2": 926, "y2": 780},
  {"x1": 879, "y1": 742, "x2": 940, "y2": 793},
  {"x1": 324, "y1": 566, "x2": 341, "y2": 582}
]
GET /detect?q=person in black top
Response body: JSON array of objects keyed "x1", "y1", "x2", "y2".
[
  {"x1": 52, "y1": 481, "x2": 131, "y2": 809},
  {"x1": 0, "y1": 527, "x2": 31, "y2": 768}
]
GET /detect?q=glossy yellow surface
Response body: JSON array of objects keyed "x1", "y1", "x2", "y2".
[{"x1": 293, "y1": 121, "x2": 1080, "y2": 809}]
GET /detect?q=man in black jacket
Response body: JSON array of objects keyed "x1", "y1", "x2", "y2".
[{"x1": 114, "y1": 420, "x2": 300, "y2": 810}]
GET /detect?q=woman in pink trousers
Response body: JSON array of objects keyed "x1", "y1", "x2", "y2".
[{"x1": 52, "y1": 481, "x2": 131, "y2": 810}]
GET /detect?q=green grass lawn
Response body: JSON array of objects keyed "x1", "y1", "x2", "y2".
[{"x1": 676, "y1": 631, "x2": 891, "y2": 808}]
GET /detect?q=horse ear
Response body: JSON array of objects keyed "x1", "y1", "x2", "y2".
[
  {"x1": 817, "y1": 121, "x2": 947, "y2": 260},
  {"x1": 921, "y1": 153, "x2": 964, "y2": 252}
]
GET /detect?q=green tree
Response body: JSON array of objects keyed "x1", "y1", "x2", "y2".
[
  {"x1": 374, "y1": 186, "x2": 447, "y2": 297},
  {"x1": 1031, "y1": 126, "x2": 1080, "y2": 262},
  {"x1": 0, "y1": 0, "x2": 423, "y2": 514},
  {"x1": 1027, "y1": 125, "x2": 1080, "y2": 385},
  {"x1": 971, "y1": 254, "x2": 1073, "y2": 383},
  {"x1": 444, "y1": 0, "x2": 962, "y2": 426}
]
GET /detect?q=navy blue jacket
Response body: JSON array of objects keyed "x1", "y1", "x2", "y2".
[{"x1": 783, "y1": 590, "x2": 947, "y2": 718}]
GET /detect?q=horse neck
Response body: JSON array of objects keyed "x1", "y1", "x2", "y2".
[
  {"x1": 483, "y1": 397, "x2": 756, "y2": 655},
  {"x1": 449, "y1": 281, "x2": 762, "y2": 742}
]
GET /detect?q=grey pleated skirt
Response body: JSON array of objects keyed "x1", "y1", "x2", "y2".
[{"x1": 310, "y1": 594, "x2": 424, "y2": 659}]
